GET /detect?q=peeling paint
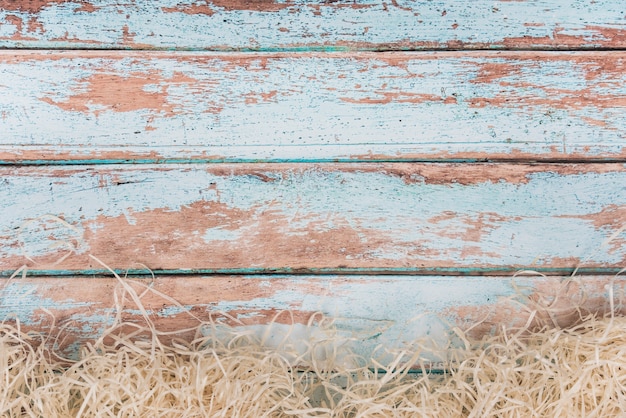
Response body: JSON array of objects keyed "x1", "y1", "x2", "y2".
[
  {"x1": 2, "y1": 51, "x2": 626, "y2": 163},
  {"x1": 40, "y1": 71, "x2": 195, "y2": 116},
  {"x1": 3, "y1": 275, "x2": 625, "y2": 362},
  {"x1": 0, "y1": 1, "x2": 624, "y2": 50},
  {"x1": 1, "y1": 164, "x2": 624, "y2": 273},
  {"x1": 0, "y1": 282, "x2": 91, "y2": 325},
  {"x1": 1, "y1": 0, "x2": 625, "y2": 367},
  {"x1": 0, "y1": 1, "x2": 96, "y2": 14}
]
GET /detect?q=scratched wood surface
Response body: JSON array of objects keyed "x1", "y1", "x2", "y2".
[
  {"x1": 2, "y1": 274, "x2": 623, "y2": 360},
  {"x1": 2, "y1": 163, "x2": 625, "y2": 275},
  {"x1": 2, "y1": 0, "x2": 625, "y2": 360},
  {"x1": 2, "y1": 51, "x2": 626, "y2": 163},
  {"x1": 0, "y1": 0, "x2": 625, "y2": 50}
]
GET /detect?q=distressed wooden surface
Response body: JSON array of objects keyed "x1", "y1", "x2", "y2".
[
  {"x1": 2, "y1": 163, "x2": 625, "y2": 275},
  {"x1": 2, "y1": 51, "x2": 626, "y2": 163},
  {"x1": 2, "y1": 1, "x2": 625, "y2": 362},
  {"x1": 0, "y1": 0, "x2": 625, "y2": 50},
  {"x1": 1, "y1": 274, "x2": 622, "y2": 360}
]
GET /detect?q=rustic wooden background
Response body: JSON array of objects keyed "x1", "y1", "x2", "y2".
[{"x1": 1, "y1": 0, "x2": 625, "y2": 360}]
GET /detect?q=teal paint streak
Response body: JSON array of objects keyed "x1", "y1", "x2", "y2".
[
  {"x1": 1, "y1": 45, "x2": 625, "y2": 52},
  {"x1": 0, "y1": 158, "x2": 483, "y2": 165}
]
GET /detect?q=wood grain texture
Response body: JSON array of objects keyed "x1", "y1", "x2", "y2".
[
  {"x1": 2, "y1": 163, "x2": 625, "y2": 275},
  {"x1": 1, "y1": 274, "x2": 622, "y2": 361},
  {"x1": 1, "y1": 1, "x2": 625, "y2": 360},
  {"x1": 0, "y1": 0, "x2": 625, "y2": 50},
  {"x1": 2, "y1": 51, "x2": 626, "y2": 163}
]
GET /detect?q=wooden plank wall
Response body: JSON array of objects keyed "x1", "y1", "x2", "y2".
[{"x1": 1, "y1": 0, "x2": 625, "y2": 360}]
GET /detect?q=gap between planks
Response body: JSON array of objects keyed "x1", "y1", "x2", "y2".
[
  {"x1": 5, "y1": 158, "x2": 626, "y2": 166},
  {"x1": 6, "y1": 46, "x2": 626, "y2": 52},
  {"x1": 3, "y1": 267, "x2": 625, "y2": 279}
]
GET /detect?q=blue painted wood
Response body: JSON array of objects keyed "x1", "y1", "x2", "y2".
[
  {"x1": 1, "y1": 274, "x2": 621, "y2": 360},
  {"x1": 0, "y1": 0, "x2": 624, "y2": 50},
  {"x1": 2, "y1": 51, "x2": 626, "y2": 163},
  {"x1": 1, "y1": 0, "x2": 624, "y2": 358},
  {"x1": 2, "y1": 163, "x2": 625, "y2": 276}
]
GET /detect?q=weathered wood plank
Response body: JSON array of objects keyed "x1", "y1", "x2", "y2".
[
  {"x1": 2, "y1": 163, "x2": 625, "y2": 275},
  {"x1": 1, "y1": 274, "x2": 622, "y2": 361},
  {"x1": 0, "y1": 0, "x2": 624, "y2": 50},
  {"x1": 2, "y1": 51, "x2": 626, "y2": 163}
]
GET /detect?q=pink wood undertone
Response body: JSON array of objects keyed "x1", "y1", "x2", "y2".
[
  {"x1": 2, "y1": 163, "x2": 625, "y2": 275},
  {"x1": 0, "y1": 0, "x2": 624, "y2": 50},
  {"x1": 2, "y1": 51, "x2": 626, "y2": 163},
  {"x1": 1, "y1": 274, "x2": 622, "y2": 361}
]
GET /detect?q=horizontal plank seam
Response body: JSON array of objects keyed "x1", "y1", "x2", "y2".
[
  {"x1": 2, "y1": 49, "x2": 626, "y2": 58},
  {"x1": 2, "y1": 267, "x2": 623, "y2": 278},
  {"x1": 3, "y1": 47, "x2": 626, "y2": 52},
  {"x1": 4, "y1": 158, "x2": 626, "y2": 166}
]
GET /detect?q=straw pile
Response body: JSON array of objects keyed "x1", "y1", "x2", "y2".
[
  {"x1": 3, "y1": 251, "x2": 626, "y2": 416},
  {"x1": 2, "y1": 310, "x2": 626, "y2": 417}
]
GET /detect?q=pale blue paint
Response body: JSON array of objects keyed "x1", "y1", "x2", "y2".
[
  {"x1": 50, "y1": 313, "x2": 117, "y2": 359},
  {"x1": 1, "y1": 0, "x2": 623, "y2": 367},
  {"x1": 156, "y1": 305, "x2": 194, "y2": 318},
  {"x1": 2, "y1": 53, "x2": 626, "y2": 162},
  {"x1": 211, "y1": 275, "x2": 525, "y2": 316},
  {"x1": 207, "y1": 275, "x2": 537, "y2": 362},
  {"x1": 202, "y1": 227, "x2": 244, "y2": 242},
  {"x1": 2, "y1": 165, "x2": 625, "y2": 271},
  {"x1": 3, "y1": 151, "x2": 625, "y2": 166},
  {"x1": 2, "y1": 274, "x2": 620, "y2": 361},
  {"x1": 0, "y1": 1, "x2": 624, "y2": 50},
  {"x1": 0, "y1": 282, "x2": 91, "y2": 325}
]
